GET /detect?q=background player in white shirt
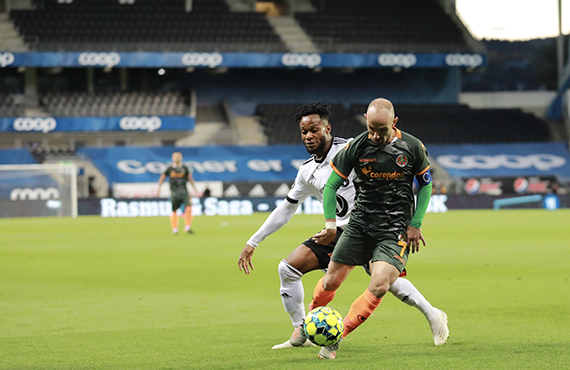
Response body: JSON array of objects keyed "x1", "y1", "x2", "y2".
[{"x1": 237, "y1": 102, "x2": 449, "y2": 348}]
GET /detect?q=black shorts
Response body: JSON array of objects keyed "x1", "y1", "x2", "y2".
[
  {"x1": 171, "y1": 193, "x2": 190, "y2": 211},
  {"x1": 302, "y1": 228, "x2": 343, "y2": 270},
  {"x1": 303, "y1": 228, "x2": 408, "y2": 276}
]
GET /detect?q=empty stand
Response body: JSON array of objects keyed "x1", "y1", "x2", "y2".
[
  {"x1": 39, "y1": 91, "x2": 189, "y2": 116},
  {"x1": 257, "y1": 104, "x2": 365, "y2": 144},
  {"x1": 350, "y1": 103, "x2": 552, "y2": 144},
  {"x1": 11, "y1": 0, "x2": 287, "y2": 52},
  {"x1": 295, "y1": 0, "x2": 470, "y2": 53},
  {"x1": 0, "y1": 94, "x2": 25, "y2": 117}
]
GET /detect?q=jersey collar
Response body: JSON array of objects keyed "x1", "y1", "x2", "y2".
[
  {"x1": 367, "y1": 129, "x2": 401, "y2": 145},
  {"x1": 314, "y1": 138, "x2": 335, "y2": 163}
]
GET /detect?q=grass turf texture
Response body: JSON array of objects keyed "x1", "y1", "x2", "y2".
[{"x1": 0, "y1": 210, "x2": 569, "y2": 369}]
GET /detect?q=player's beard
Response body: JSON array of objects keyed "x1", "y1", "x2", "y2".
[{"x1": 305, "y1": 139, "x2": 326, "y2": 156}]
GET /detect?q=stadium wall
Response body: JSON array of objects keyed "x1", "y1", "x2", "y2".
[{"x1": 73, "y1": 194, "x2": 568, "y2": 218}]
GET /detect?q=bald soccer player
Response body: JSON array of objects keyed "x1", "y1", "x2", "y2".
[{"x1": 309, "y1": 98, "x2": 441, "y2": 359}]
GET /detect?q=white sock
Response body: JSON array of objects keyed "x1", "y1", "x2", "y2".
[
  {"x1": 172, "y1": 228, "x2": 178, "y2": 234},
  {"x1": 278, "y1": 259, "x2": 305, "y2": 328},
  {"x1": 389, "y1": 278, "x2": 440, "y2": 321}
]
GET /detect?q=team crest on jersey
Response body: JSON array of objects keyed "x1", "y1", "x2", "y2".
[{"x1": 396, "y1": 155, "x2": 408, "y2": 167}]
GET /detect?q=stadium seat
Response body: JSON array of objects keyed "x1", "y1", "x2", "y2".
[{"x1": 11, "y1": 0, "x2": 288, "y2": 52}]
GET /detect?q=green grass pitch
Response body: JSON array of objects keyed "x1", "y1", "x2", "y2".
[{"x1": 1, "y1": 210, "x2": 569, "y2": 369}]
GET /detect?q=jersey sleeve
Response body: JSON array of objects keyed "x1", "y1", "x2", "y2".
[
  {"x1": 412, "y1": 141, "x2": 430, "y2": 175},
  {"x1": 330, "y1": 141, "x2": 358, "y2": 179},
  {"x1": 184, "y1": 165, "x2": 192, "y2": 176},
  {"x1": 163, "y1": 166, "x2": 172, "y2": 177},
  {"x1": 286, "y1": 168, "x2": 312, "y2": 204}
]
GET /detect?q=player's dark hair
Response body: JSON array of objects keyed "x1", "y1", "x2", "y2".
[
  {"x1": 293, "y1": 101, "x2": 332, "y2": 124},
  {"x1": 172, "y1": 151, "x2": 182, "y2": 155}
]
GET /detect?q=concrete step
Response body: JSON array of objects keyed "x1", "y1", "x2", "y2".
[
  {"x1": 234, "y1": 116, "x2": 267, "y2": 145},
  {"x1": 267, "y1": 16, "x2": 318, "y2": 53}
]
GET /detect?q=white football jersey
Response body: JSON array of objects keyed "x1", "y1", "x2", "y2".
[{"x1": 286, "y1": 137, "x2": 355, "y2": 228}]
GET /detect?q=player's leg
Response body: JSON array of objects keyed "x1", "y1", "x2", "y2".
[
  {"x1": 309, "y1": 261, "x2": 354, "y2": 311},
  {"x1": 170, "y1": 196, "x2": 182, "y2": 234},
  {"x1": 343, "y1": 261, "x2": 399, "y2": 338},
  {"x1": 280, "y1": 245, "x2": 321, "y2": 328},
  {"x1": 389, "y1": 278, "x2": 449, "y2": 345},
  {"x1": 183, "y1": 196, "x2": 194, "y2": 234},
  {"x1": 273, "y1": 244, "x2": 322, "y2": 349},
  {"x1": 274, "y1": 229, "x2": 343, "y2": 349}
]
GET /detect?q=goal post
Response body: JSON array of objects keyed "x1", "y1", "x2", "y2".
[{"x1": 0, "y1": 163, "x2": 78, "y2": 218}]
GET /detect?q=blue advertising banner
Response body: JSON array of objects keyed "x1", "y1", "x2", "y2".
[
  {"x1": 0, "y1": 51, "x2": 486, "y2": 69},
  {"x1": 0, "y1": 149, "x2": 37, "y2": 164},
  {"x1": 429, "y1": 142, "x2": 570, "y2": 178},
  {"x1": 0, "y1": 116, "x2": 194, "y2": 133},
  {"x1": 78, "y1": 145, "x2": 311, "y2": 183}
]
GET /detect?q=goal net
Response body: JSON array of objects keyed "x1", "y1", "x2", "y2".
[{"x1": 0, "y1": 164, "x2": 78, "y2": 218}]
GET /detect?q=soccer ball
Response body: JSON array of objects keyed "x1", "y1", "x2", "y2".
[{"x1": 303, "y1": 306, "x2": 344, "y2": 346}]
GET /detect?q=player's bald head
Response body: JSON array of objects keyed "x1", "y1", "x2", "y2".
[
  {"x1": 364, "y1": 98, "x2": 399, "y2": 146},
  {"x1": 366, "y1": 98, "x2": 395, "y2": 125}
]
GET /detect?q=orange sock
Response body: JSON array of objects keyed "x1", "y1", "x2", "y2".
[
  {"x1": 170, "y1": 212, "x2": 178, "y2": 230},
  {"x1": 342, "y1": 289, "x2": 383, "y2": 338},
  {"x1": 309, "y1": 277, "x2": 337, "y2": 311},
  {"x1": 184, "y1": 207, "x2": 193, "y2": 227}
]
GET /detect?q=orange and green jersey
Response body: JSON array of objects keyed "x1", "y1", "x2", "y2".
[
  {"x1": 164, "y1": 165, "x2": 190, "y2": 195},
  {"x1": 329, "y1": 129, "x2": 430, "y2": 231}
]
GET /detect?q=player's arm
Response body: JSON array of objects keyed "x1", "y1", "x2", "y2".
[
  {"x1": 312, "y1": 169, "x2": 345, "y2": 245},
  {"x1": 407, "y1": 143, "x2": 432, "y2": 252},
  {"x1": 187, "y1": 172, "x2": 200, "y2": 196},
  {"x1": 156, "y1": 173, "x2": 166, "y2": 197},
  {"x1": 238, "y1": 197, "x2": 302, "y2": 274}
]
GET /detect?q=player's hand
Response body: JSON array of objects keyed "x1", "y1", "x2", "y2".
[
  {"x1": 406, "y1": 226, "x2": 426, "y2": 253},
  {"x1": 238, "y1": 244, "x2": 255, "y2": 274},
  {"x1": 155, "y1": 189, "x2": 161, "y2": 198},
  {"x1": 313, "y1": 228, "x2": 336, "y2": 245}
]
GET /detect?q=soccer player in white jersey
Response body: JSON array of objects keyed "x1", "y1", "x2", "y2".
[{"x1": 237, "y1": 102, "x2": 449, "y2": 349}]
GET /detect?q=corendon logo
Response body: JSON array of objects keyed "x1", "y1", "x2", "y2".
[
  {"x1": 181, "y1": 53, "x2": 223, "y2": 68},
  {"x1": 361, "y1": 167, "x2": 405, "y2": 180},
  {"x1": 13, "y1": 117, "x2": 57, "y2": 133},
  {"x1": 78, "y1": 52, "x2": 121, "y2": 68},
  {"x1": 281, "y1": 53, "x2": 322, "y2": 68},
  {"x1": 119, "y1": 116, "x2": 162, "y2": 132},
  {"x1": 378, "y1": 53, "x2": 417, "y2": 68},
  {"x1": 445, "y1": 54, "x2": 484, "y2": 68},
  {"x1": 0, "y1": 52, "x2": 15, "y2": 68}
]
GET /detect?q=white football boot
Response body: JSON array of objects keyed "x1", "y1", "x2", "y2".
[{"x1": 429, "y1": 309, "x2": 449, "y2": 346}]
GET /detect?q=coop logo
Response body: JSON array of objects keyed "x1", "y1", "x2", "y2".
[
  {"x1": 0, "y1": 52, "x2": 15, "y2": 68},
  {"x1": 436, "y1": 154, "x2": 566, "y2": 171},
  {"x1": 10, "y1": 187, "x2": 60, "y2": 200},
  {"x1": 78, "y1": 52, "x2": 121, "y2": 68},
  {"x1": 13, "y1": 117, "x2": 57, "y2": 133},
  {"x1": 445, "y1": 54, "x2": 484, "y2": 68},
  {"x1": 378, "y1": 53, "x2": 417, "y2": 68},
  {"x1": 119, "y1": 116, "x2": 162, "y2": 132},
  {"x1": 281, "y1": 53, "x2": 322, "y2": 68},
  {"x1": 181, "y1": 53, "x2": 223, "y2": 68}
]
